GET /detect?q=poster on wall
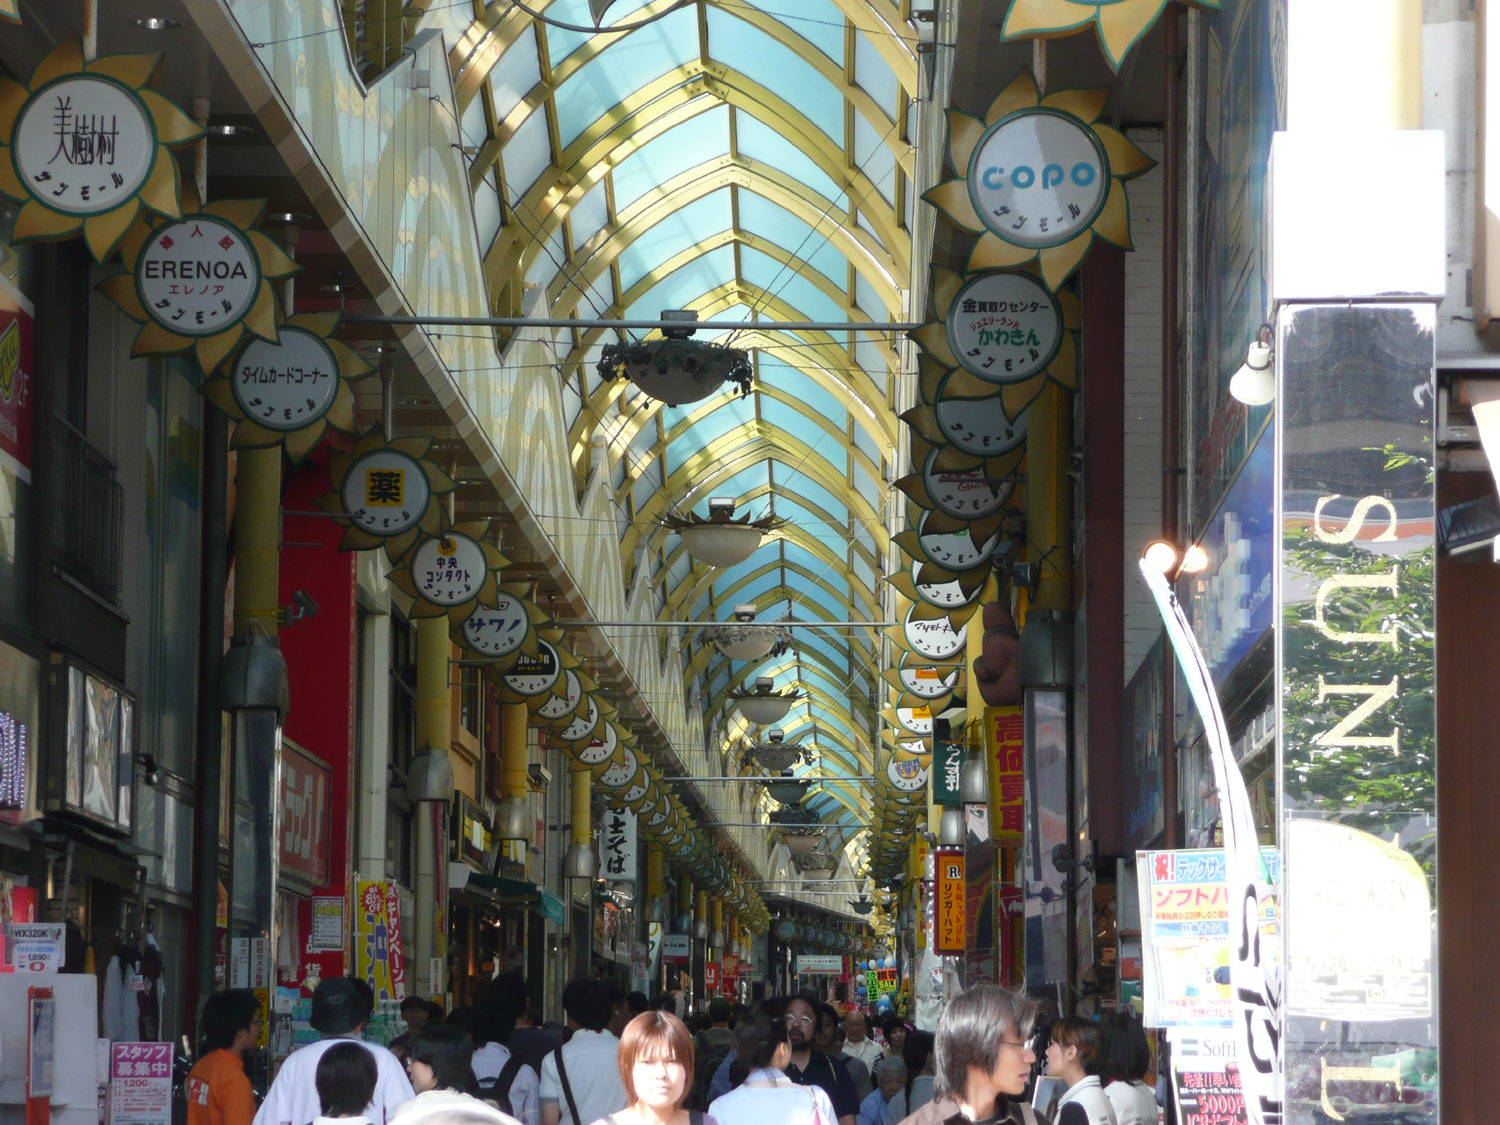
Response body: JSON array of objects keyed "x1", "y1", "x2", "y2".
[
  {"x1": 1136, "y1": 848, "x2": 1280, "y2": 1027},
  {"x1": 1170, "y1": 1029, "x2": 1248, "y2": 1125},
  {"x1": 109, "y1": 1043, "x2": 172, "y2": 1125}
]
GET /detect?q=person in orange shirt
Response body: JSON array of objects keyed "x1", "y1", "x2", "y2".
[{"x1": 187, "y1": 990, "x2": 263, "y2": 1125}]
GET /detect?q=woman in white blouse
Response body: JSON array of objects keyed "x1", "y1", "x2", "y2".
[{"x1": 708, "y1": 1004, "x2": 839, "y2": 1125}]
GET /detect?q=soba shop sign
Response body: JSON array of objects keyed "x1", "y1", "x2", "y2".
[{"x1": 136, "y1": 216, "x2": 259, "y2": 336}]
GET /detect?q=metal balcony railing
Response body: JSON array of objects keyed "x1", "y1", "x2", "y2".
[{"x1": 47, "y1": 417, "x2": 124, "y2": 604}]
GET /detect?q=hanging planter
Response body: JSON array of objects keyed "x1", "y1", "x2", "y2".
[
  {"x1": 730, "y1": 678, "x2": 803, "y2": 725},
  {"x1": 782, "y1": 832, "x2": 821, "y2": 853},
  {"x1": 790, "y1": 847, "x2": 839, "y2": 875},
  {"x1": 664, "y1": 507, "x2": 785, "y2": 567},
  {"x1": 599, "y1": 337, "x2": 753, "y2": 406},
  {"x1": 705, "y1": 622, "x2": 792, "y2": 662},
  {"x1": 764, "y1": 775, "x2": 812, "y2": 805},
  {"x1": 744, "y1": 734, "x2": 809, "y2": 772}
]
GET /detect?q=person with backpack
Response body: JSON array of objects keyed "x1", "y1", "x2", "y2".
[
  {"x1": 894, "y1": 985, "x2": 1040, "y2": 1125},
  {"x1": 539, "y1": 979, "x2": 628, "y2": 1125},
  {"x1": 688, "y1": 1000, "x2": 735, "y2": 1111},
  {"x1": 586, "y1": 1011, "x2": 720, "y2": 1125},
  {"x1": 470, "y1": 1002, "x2": 541, "y2": 1125}
]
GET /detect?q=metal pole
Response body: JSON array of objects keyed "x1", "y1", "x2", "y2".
[
  {"x1": 554, "y1": 619, "x2": 898, "y2": 628},
  {"x1": 704, "y1": 822, "x2": 871, "y2": 829},
  {"x1": 657, "y1": 775, "x2": 877, "y2": 783},
  {"x1": 344, "y1": 314, "x2": 923, "y2": 333}
]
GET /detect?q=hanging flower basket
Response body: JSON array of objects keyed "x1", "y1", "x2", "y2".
[
  {"x1": 705, "y1": 622, "x2": 792, "y2": 662},
  {"x1": 765, "y1": 776, "x2": 812, "y2": 805},
  {"x1": 664, "y1": 508, "x2": 786, "y2": 568},
  {"x1": 599, "y1": 338, "x2": 754, "y2": 406},
  {"x1": 729, "y1": 681, "x2": 803, "y2": 725}
]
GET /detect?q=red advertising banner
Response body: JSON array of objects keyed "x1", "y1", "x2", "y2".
[
  {"x1": 985, "y1": 707, "x2": 1024, "y2": 845},
  {"x1": 0, "y1": 276, "x2": 34, "y2": 482},
  {"x1": 279, "y1": 741, "x2": 331, "y2": 886},
  {"x1": 0, "y1": 885, "x2": 38, "y2": 971},
  {"x1": 704, "y1": 962, "x2": 720, "y2": 990},
  {"x1": 721, "y1": 954, "x2": 738, "y2": 985}
]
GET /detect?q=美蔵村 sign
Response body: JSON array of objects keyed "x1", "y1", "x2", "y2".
[{"x1": 12, "y1": 76, "x2": 156, "y2": 218}]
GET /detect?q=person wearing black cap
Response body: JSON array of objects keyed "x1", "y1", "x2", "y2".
[{"x1": 252, "y1": 978, "x2": 414, "y2": 1125}]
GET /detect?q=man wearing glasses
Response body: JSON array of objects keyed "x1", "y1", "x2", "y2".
[{"x1": 781, "y1": 993, "x2": 860, "y2": 1125}]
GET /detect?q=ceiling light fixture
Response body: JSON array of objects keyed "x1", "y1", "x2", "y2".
[
  {"x1": 131, "y1": 16, "x2": 183, "y2": 29},
  {"x1": 207, "y1": 123, "x2": 257, "y2": 138}
]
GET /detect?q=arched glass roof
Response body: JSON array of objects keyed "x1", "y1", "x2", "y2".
[{"x1": 429, "y1": 0, "x2": 918, "y2": 857}]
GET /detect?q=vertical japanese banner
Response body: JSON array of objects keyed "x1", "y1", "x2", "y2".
[
  {"x1": 354, "y1": 880, "x2": 407, "y2": 1001},
  {"x1": 934, "y1": 848, "x2": 965, "y2": 955},
  {"x1": 27, "y1": 985, "x2": 53, "y2": 1125},
  {"x1": 931, "y1": 739, "x2": 964, "y2": 806},
  {"x1": 984, "y1": 707, "x2": 1024, "y2": 844},
  {"x1": 597, "y1": 806, "x2": 638, "y2": 881}
]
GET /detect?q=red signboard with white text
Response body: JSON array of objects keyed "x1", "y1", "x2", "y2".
[
  {"x1": 0, "y1": 275, "x2": 34, "y2": 482},
  {"x1": 279, "y1": 741, "x2": 331, "y2": 886}
]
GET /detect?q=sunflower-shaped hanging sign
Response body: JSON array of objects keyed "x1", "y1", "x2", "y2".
[
  {"x1": 923, "y1": 69, "x2": 1155, "y2": 290},
  {"x1": 0, "y1": 36, "x2": 201, "y2": 261},
  {"x1": 496, "y1": 635, "x2": 582, "y2": 704},
  {"x1": 893, "y1": 507, "x2": 1008, "y2": 574},
  {"x1": 458, "y1": 583, "x2": 548, "y2": 665},
  {"x1": 907, "y1": 267, "x2": 1082, "y2": 425},
  {"x1": 533, "y1": 669, "x2": 594, "y2": 726},
  {"x1": 880, "y1": 652, "x2": 964, "y2": 710},
  {"x1": 1000, "y1": 0, "x2": 1220, "y2": 72},
  {"x1": 316, "y1": 430, "x2": 456, "y2": 560},
  {"x1": 388, "y1": 518, "x2": 509, "y2": 626},
  {"x1": 894, "y1": 438, "x2": 1024, "y2": 521},
  {"x1": 98, "y1": 190, "x2": 298, "y2": 374},
  {"x1": 200, "y1": 312, "x2": 367, "y2": 461}
]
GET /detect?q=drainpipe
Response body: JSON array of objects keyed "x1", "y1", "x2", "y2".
[
  {"x1": 1161, "y1": 6, "x2": 1182, "y2": 849},
  {"x1": 411, "y1": 618, "x2": 454, "y2": 997}
]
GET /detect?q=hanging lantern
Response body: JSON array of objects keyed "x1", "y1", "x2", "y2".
[
  {"x1": 665, "y1": 500, "x2": 785, "y2": 568},
  {"x1": 747, "y1": 731, "x2": 806, "y2": 772},
  {"x1": 705, "y1": 621, "x2": 792, "y2": 662},
  {"x1": 731, "y1": 676, "x2": 803, "y2": 725}
]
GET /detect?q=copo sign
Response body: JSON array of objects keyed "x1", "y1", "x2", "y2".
[{"x1": 968, "y1": 108, "x2": 1109, "y2": 249}]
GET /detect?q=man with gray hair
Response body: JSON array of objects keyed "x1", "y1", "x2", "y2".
[{"x1": 895, "y1": 985, "x2": 1041, "y2": 1125}]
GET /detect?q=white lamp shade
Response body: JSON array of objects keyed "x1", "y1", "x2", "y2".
[
  {"x1": 680, "y1": 524, "x2": 765, "y2": 567},
  {"x1": 714, "y1": 628, "x2": 779, "y2": 661},
  {"x1": 738, "y1": 695, "x2": 795, "y2": 724},
  {"x1": 627, "y1": 365, "x2": 727, "y2": 407}
]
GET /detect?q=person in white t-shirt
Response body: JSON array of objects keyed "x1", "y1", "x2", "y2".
[
  {"x1": 313, "y1": 1041, "x2": 380, "y2": 1125},
  {"x1": 255, "y1": 979, "x2": 413, "y2": 1125},
  {"x1": 539, "y1": 980, "x2": 628, "y2": 1125},
  {"x1": 840, "y1": 1013, "x2": 883, "y2": 1077}
]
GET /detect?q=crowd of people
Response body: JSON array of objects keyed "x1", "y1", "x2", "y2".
[{"x1": 183, "y1": 976, "x2": 1160, "y2": 1125}]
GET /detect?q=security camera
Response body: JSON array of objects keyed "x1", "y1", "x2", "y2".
[
  {"x1": 282, "y1": 589, "x2": 320, "y2": 626},
  {"x1": 709, "y1": 497, "x2": 737, "y2": 517},
  {"x1": 732, "y1": 603, "x2": 758, "y2": 622}
]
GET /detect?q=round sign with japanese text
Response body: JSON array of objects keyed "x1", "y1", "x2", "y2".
[
  {"x1": 916, "y1": 511, "x2": 1002, "y2": 570},
  {"x1": 931, "y1": 371, "x2": 1030, "y2": 456},
  {"x1": 895, "y1": 705, "x2": 934, "y2": 737},
  {"x1": 12, "y1": 76, "x2": 156, "y2": 217},
  {"x1": 903, "y1": 607, "x2": 968, "y2": 659},
  {"x1": 135, "y1": 215, "x2": 261, "y2": 337},
  {"x1": 967, "y1": 108, "x2": 1109, "y2": 249},
  {"x1": 646, "y1": 805, "x2": 669, "y2": 828},
  {"x1": 462, "y1": 595, "x2": 531, "y2": 660},
  {"x1": 886, "y1": 755, "x2": 929, "y2": 793},
  {"x1": 230, "y1": 328, "x2": 340, "y2": 432},
  {"x1": 410, "y1": 531, "x2": 488, "y2": 607},
  {"x1": 598, "y1": 746, "x2": 640, "y2": 789},
  {"x1": 945, "y1": 272, "x2": 1063, "y2": 383},
  {"x1": 895, "y1": 658, "x2": 962, "y2": 701},
  {"x1": 340, "y1": 447, "x2": 431, "y2": 539},
  {"x1": 557, "y1": 695, "x2": 600, "y2": 743},
  {"x1": 910, "y1": 560, "x2": 975, "y2": 610},
  {"x1": 535, "y1": 671, "x2": 584, "y2": 721},
  {"x1": 623, "y1": 776, "x2": 649, "y2": 804},
  {"x1": 577, "y1": 722, "x2": 618, "y2": 765},
  {"x1": 921, "y1": 450, "x2": 1012, "y2": 520},
  {"x1": 503, "y1": 639, "x2": 561, "y2": 696}
]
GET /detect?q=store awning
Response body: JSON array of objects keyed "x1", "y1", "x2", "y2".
[{"x1": 448, "y1": 864, "x2": 568, "y2": 924}]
